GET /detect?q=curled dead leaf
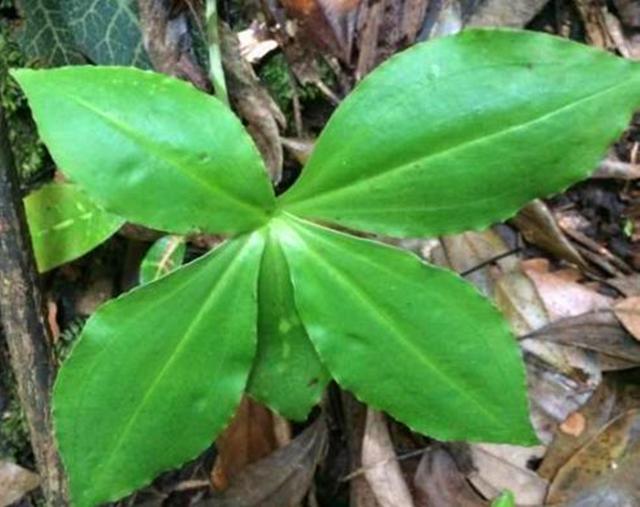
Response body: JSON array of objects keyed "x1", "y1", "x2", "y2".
[
  {"x1": 547, "y1": 409, "x2": 640, "y2": 504},
  {"x1": 221, "y1": 24, "x2": 286, "y2": 183},
  {"x1": 614, "y1": 296, "x2": 640, "y2": 341},
  {"x1": 211, "y1": 397, "x2": 279, "y2": 491},
  {"x1": 414, "y1": 446, "x2": 486, "y2": 507},
  {"x1": 361, "y1": 409, "x2": 414, "y2": 507},
  {"x1": 205, "y1": 417, "x2": 327, "y2": 507}
]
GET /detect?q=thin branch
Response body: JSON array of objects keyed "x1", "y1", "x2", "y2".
[
  {"x1": 206, "y1": 0, "x2": 229, "y2": 105},
  {"x1": 0, "y1": 107, "x2": 67, "y2": 504}
]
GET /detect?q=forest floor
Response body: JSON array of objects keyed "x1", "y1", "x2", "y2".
[{"x1": 2, "y1": 0, "x2": 640, "y2": 506}]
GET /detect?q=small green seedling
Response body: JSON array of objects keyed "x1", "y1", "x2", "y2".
[{"x1": 13, "y1": 29, "x2": 640, "y2": 506}]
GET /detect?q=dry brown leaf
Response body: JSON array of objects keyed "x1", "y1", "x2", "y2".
[
  {"x1": 361, "y1": 409, "x2": 414, "y2": 507},
  {"x1": 539, "y1": 377, "x2": 640, "y2": 480},
  {"x1": 594, "y1": 158, "x2": 640, "y2": 179},
  {"x1": 413, "y1": 446, "x2": 486, "y2": 507},
  {"x1": 238, "y1": 22, "x2": 279, "y2": 63},
  {"x1": 0, "y1": 461, "x2": 40, "y2": 507},
  {"x1": 221, "y1": 24, "x2": 286, "y2": 184},
  {"x1": 281, "y1": 137, "x2": 315, "y2": 165},
  {"x1": 607, "y1": 273, "x2": 640, "y2": 297},
  {"x1": 212, "y1": 397, "x2": 279, "y2": 491},
  {"x1": 280, "y1": 0, "x2": 361, "y2": 61},
  {"x1": 341, "y1": 392, "x2": 381, "y2": 507},
  {"x1": 205, "y1": 417, "x2": 327, "y2": 507},
  {"x1": 467, "y1": 444, "x2": 548, "y2": 506},
  {"x1": 526, "y1": 311, "x2": 640, "y2": 370},
  {"x1": 429, "y1": 0, "x2": 464, "y2": 39},
  {"x1": 400, "y1": 0, "x2": 430, "y2": 44},
  {"x1": 467, "y1": 0, "x2": 549, "y2": 28},
  {"x1": 494, "y1": 267, "x2": 601, "y2": 440},
  {"x1": 547, "y1": 409, "x2": 640, "y2": 504},
  {"x1": 138, "y1": 0, "x2": 210, "y2": 91},
  {"x1": 613, "y1": 0, "x2": 640, "y2": 27},
  {"x1": 521, "y1": 259, "x2": 611, "y2": 320},
  {"x1": 355, "y1": 0, "x2": 384, "y2": 78},
  {"x1": 434, "y1": 228, "x2": 517, "y2": 297},
  {"x1": 572, "y1": 0, "x2": 616, "y2": 49},
  {"x1": 512, "y1": 200, "x2": 587, "y2": 269},
  {"x1": 614, "y1": 296, "x2": 640, "y2": 341}
]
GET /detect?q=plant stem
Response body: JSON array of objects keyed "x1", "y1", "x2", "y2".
[
  {"x1": 0, "y1": 107, "x2": 67, "y2": 505},
  {"x1": 206, "y1": 0, "x2": 229, "y2": 106}
]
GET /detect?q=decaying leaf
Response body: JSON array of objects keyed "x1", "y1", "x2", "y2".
[
  {"x1": 594, "y1": 157, "x2": 640, "y2": 180},
  {"x1": 572, "y1": 0, "x2": 616, "y2": 49},
  {"x1": 613, "y1": 0, "x2": 640, "y2": 28},
  {"x1": 238, "y1": 22, "x2": 279, "y2": 64},
  {"x1": 521, "y1": 259, "x2": 611, "y2": 321},
  {"x1": 433, "y1": 228, "x2": 517, "y2": 297},
  {"x1": 341, "y1": 392, "x2": 382, "y2": 507},
  {"x1": 607, "y1": 273, "x2": 640, "y2": 297},
  {"x1": 138, "y1": 0, "x2": 210, "y2": 90},
  {"x1": 211, "y1": 397, "x2": 279, "y2": 491},
  {"x1": 413, "y1": 446, "x2": 486, "y2": 507},
  {"x1": 527, "y1": 311, "x2": 640, "y2": 370},
  {"x1": 539, "y1": 377, "x2": 640, "y2": 480},
  {"x1": 221, "y1": 24, "x2": 286, "y2": 183},
  {"x1": 614, "y1": 296, "x2": 640, "y2": 341},
  {"x1": 361, "y1": 409, "x2": 414, "y2": 507},
  {"x1": 0, "y1": 461, "x2": 40, "y2": 507},
  {"x1": 280, "y1": 0, "x2": 361, "y2": 61},
  {"x1": 207, "y1": 417, "x2": 327, "y2": 507},
  {"x1": 547, "y1": 409, "x2": 640, "y2": 504},
  {"x1": 467, "y1": 444, "x2": 547, "y2": 506},
  {"x1": 467, "y1": 0, "x2": 549, "y2": 28},
  {"x1": 512, "y1": 200, "x2": 587, "y2": 270}
]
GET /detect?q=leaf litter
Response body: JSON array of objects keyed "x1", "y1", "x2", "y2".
[{"x1": 5, "y1": 0, "x2": 640, "y2": 505}]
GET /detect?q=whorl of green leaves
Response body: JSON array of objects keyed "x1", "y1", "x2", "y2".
[{"x1": 13, "y1": 29, "x2": 640, "y2": 506}]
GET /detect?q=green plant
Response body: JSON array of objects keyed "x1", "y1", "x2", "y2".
[
  {"x1": 24, "y1": 182, "x2": 124, "y2": 272},
  {"x1": 12, "y1": 28, "x2": 640, "y2": 506}
]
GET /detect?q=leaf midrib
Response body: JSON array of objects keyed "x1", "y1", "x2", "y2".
[
  {"x1": 66, "y1": 93, "x2": 269, "y2": 222},
  {"x1": 89, "y1": 238, "x2": 255, "y2": 499},
  {"x1": 291, "y1": 217, "x2": 516, "y2": 388},
  {"x1": 285, "y1": 76, "x2": 639, "y2": 208},
  {"x1": 284, "y1": 221, "x2": 506, "y2": 428}
]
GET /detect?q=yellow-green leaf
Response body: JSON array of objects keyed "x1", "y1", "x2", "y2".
[{"x1": 24, "y1": 182, "x2": 124, "y2": 272}]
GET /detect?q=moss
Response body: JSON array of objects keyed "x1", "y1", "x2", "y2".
[
  {"x1": 0, "y1": 23, "x2": 48, "y2": 183},
  {"x1": 0, "y1": 353, "x2": 33, "y2": 465},
  {"x1": 258, "y1": 52, "x2": 333, "y2": 125}
]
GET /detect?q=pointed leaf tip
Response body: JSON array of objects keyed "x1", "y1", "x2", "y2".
[
  {"x1": 15, "y1": 66, "x2": 276, "y2": 235},
  {"x1": 54, "y1": 233, "x2": 265, "y2": 505},
  {"x1": 281, "y1": 29, "x2": 640, "y2": 237},
  {"x1": 274, "y1": 215, "x2": 536, "y2": 445}
]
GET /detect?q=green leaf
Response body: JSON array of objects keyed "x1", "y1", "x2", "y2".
[
  {"x1": 139, "y1": 235, "x2": 186, "y2": 284},
  {"x1": 53, "y1": 232, "x2": 265, "y2": 506},
  {"x1": 273, "y1": 214, "x2": 536, "y2": 444},
  {"x1": 247, "y1": 229, "x2": 329, "y2": 420},
  {"x1": 14, "y1": 0, "x2": 85, "y2": 66},
  {"x1": 280, "y1": 29, "x2": 640, "y2": 237},
  {"x1": 24, "y1": 182, "x2": 124, "y2": 272},
  {"x1": 492, "y1": 490, "x2": 516, "y2": 507},
  {"x1": 64, "y1": 0, "x2": 151, "y2": 67},
  {"x1": 12, "y1": 66, "x2": 276, "y2": 235}
]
